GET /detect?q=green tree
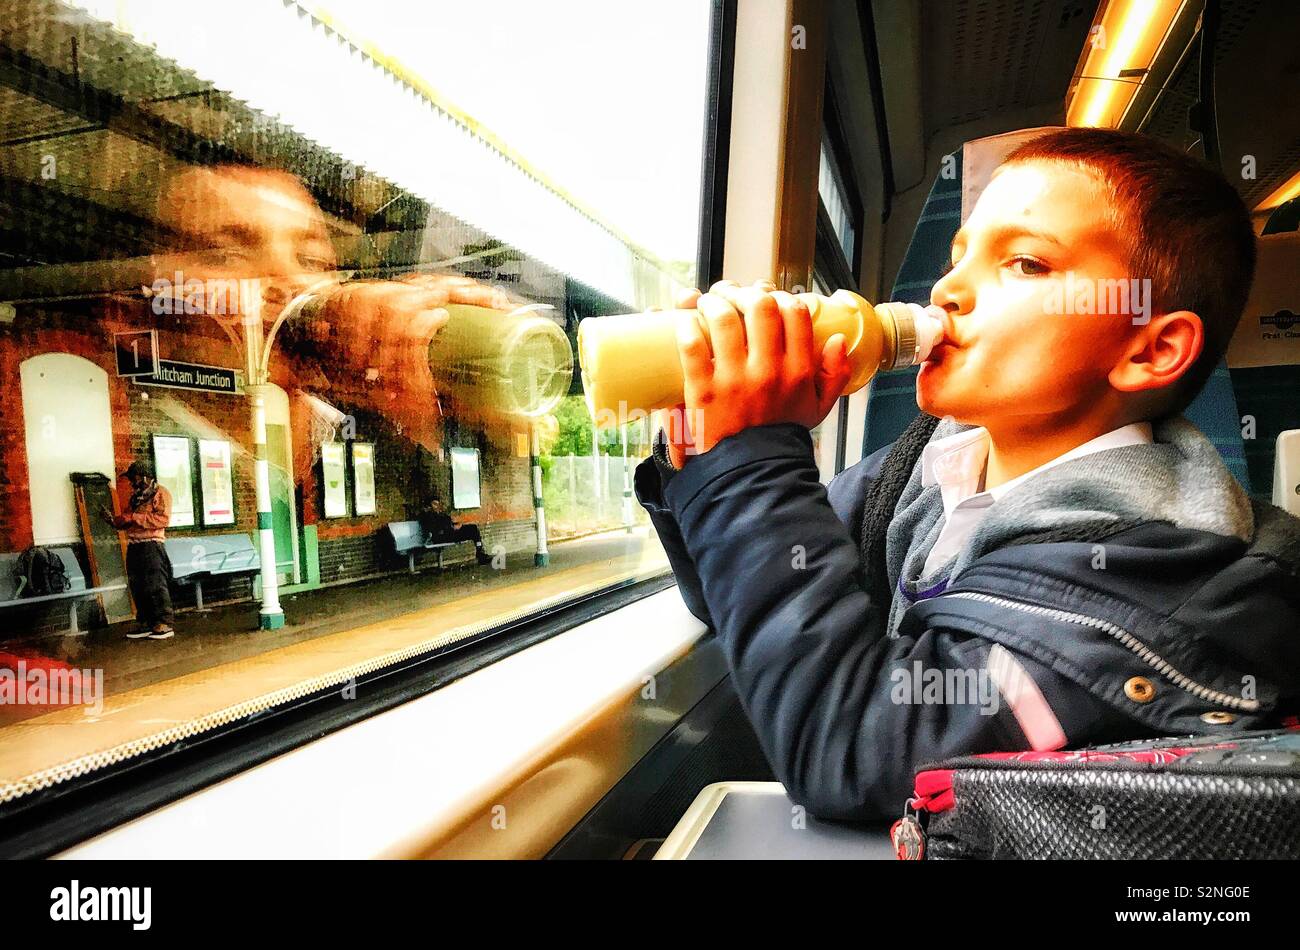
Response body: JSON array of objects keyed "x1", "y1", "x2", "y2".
[
  {"x1": 547, "y1": 393, "x2": 650, "y2": 460},
  {"x1": 549, "y1": 394, "x2": 593, "y2": 456}
]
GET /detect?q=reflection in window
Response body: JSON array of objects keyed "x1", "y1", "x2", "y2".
[{"x1": 0, "y1": 0, "x2": 712, "y2": 804}]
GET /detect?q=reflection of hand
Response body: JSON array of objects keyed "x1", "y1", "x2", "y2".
[
  {"x1": 668, "y1": 279, "x2": 850, "y2": 463},
  {"x1": 312, "y1": 274, "x2": 518, "y2": 386},
  {"x1": 312, "y1": 281, "x2": 449, "y2": 384},
  {"x1": 397, "y1": 272, "x2": 516, "y2": 312}
]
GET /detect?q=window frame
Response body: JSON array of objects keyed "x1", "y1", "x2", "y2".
[
  {"x1": 817, "y1": 78, "x2": 866, "y2": 286},
  {"x1": 812, "y1": 77, "x2": 869, "y2": 479}
]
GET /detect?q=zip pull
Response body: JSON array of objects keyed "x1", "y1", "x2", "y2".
[{"x1": 890, "y1": 797, "x2": 927, "y2": 860}]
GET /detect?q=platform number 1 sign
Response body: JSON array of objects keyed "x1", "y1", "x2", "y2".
[{"x1": 114, "y1": 329, "x2": 160, "y2": 378}]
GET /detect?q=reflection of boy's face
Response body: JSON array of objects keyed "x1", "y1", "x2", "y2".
[
  {"x1": 919, "y1": 161, "x2": 1140, "y2": 430},
  {"x1": 157, "y1": 166, "x2": 338, "y2": 314}
]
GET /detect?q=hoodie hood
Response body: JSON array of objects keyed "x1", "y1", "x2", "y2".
[
  {"x1": 886, "y1": 415, "x2": 1262, "y2": 599},
  {"x1": 962, "y1": 413, "x2": 1257, "y2": 566}
]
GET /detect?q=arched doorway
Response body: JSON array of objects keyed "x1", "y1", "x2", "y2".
[{"x1": 20, "y1": 353, "x2": 116, "y2": 545}]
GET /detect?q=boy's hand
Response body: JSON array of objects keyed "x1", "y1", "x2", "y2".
[{"x1": 667, "y1": 279, "x2": 850, "y2": 465}]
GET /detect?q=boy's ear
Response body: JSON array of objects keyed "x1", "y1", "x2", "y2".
[{"x1": 1108, "y1": 310, "x2": 1204, "y2": 394}]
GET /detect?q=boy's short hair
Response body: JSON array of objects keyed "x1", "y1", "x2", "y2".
[{"x1": 1000, "y1": 127, "x2": 1256, "y2": 413}]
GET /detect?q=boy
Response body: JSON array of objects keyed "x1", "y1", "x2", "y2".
[{"x1": 633, "y1": 127, "x2": 1300, "y2": 821}]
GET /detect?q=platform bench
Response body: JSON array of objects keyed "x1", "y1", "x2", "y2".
[
  {"x1": 164, "y1": 533, "x2": 261, "y2": 610},
  {"x1": 383, "y1": 521, "x2": 474, "y2": 574},
  {"x1": 0, "y1": 548, "x2": 127, "y2": 634}
]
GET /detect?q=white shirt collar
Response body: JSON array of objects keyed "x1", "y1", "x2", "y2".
[{"x1": 921, "y1": 420, "x2": 1155, "y2": 516}]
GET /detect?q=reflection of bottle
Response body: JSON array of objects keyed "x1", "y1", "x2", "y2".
[
  {"x1": 576, "y1": 289, "x2": 945, "y2": 421},
  {"x1": 428, "y1": 304, "x2": 574, "y2": 418},
  {"x1": 287, "y1": 290, "x2": 573, "y2": 418}
]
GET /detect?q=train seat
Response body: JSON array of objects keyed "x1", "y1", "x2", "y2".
[{"x1": 1227, "y1": 231, "x2": 1300, "y2": 500}]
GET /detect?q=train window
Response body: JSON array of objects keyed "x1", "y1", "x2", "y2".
[
  {"x1": 0, "y1": 0, "x2": 716, "y2": 809},
  {"x1": 809, "y1": 101, "x2": 864, "y2": 481},
  {"x1": 818, "y1": 137, "x2": 857, "y2": 270}
]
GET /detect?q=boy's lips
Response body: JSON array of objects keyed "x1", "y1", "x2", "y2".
[
  {"x1": 923, "y1": 344, "x2": 955, "y2": 367},
  {"x1": 936, "y1": 308, "x2": 957, "y2": 346},
  {"x1": 922, "y1": 309, "x2": 960, "y2": 363}
]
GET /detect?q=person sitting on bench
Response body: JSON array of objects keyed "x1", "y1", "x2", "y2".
[{"x1": 419, "y1": 501, "x2": 492, "y2": 566}]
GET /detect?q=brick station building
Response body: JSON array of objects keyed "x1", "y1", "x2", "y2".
[{"x1": 1, "y1": 254, "x2": 564, "y2": 632}]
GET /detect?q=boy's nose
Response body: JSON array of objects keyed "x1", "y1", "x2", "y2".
[{"x1": 930, "y1": 268, "x2": 974, "y2": 319}]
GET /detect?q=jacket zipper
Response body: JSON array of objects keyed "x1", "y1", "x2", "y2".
[{"x1": 943, "y1": 590, "x2": 1259, "y2": 713}]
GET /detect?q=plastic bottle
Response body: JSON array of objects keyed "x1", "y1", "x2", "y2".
[{"x1": 576, "y1": 288, "x2": 945, "y2": 422}]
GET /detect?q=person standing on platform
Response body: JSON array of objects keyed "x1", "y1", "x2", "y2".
[{"x1": 103, "y1": 460, "x2": 176, "y2": 640}]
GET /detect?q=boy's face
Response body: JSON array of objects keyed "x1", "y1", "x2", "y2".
[
  {"x1": 918, "y1": 160, "x2": 1140, "y2": 429},
  {"x1": 156, "y1": 166, "x2": 337, "y2": 318}
]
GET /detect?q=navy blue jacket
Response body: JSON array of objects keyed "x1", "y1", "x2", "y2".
[{"x1": 634, "y1": 421, "x2": 1300, "y2": 821}]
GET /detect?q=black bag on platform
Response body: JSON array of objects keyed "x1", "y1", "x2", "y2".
[
  {"x1": 13, "y1": 546, "x2": 71, "y2": 598},
  {"x1": 891, "y1": 728, "x2": 1300, "y2": 860}
]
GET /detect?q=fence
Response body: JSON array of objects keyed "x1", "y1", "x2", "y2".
[{"x1": 542, "y1": 453, "x2": 651, "y2": 540}]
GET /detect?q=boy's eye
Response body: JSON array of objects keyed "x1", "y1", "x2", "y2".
[
  {"x1": 298, "y1": 253, "x2": 334, "y2": 272},
  {"x1": 1008, "y1": 255, "x2": 1051, "y2": 276},
  {"x1": 196, "y1": 246, "x2": 251, "y2": 268}
]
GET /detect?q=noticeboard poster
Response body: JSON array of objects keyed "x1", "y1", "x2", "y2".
[
  {"x1": 198, "y1": 439, "x2": 235, "y2": 526},
  {"x1": 352, "y1": 442, "x2": 376, "y2": 516},
  {"x1": 151, "y1": 434, "x2": 195, "y2": 528},
  {"x1": 321, "y1": 441, "x2": 348, "y2": 518},
  {"x1": 450, "y1": 446, "x2": 481, "y2": 510}
]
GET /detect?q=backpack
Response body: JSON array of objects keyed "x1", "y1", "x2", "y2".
[
  {"x1": 14, "y1": 547, "x2": 71, "y2": 598},
  {"x1": 891, "y1": 727, "x2": 1300, "y2": 860}
]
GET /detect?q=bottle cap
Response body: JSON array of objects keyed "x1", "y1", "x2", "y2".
[
  {"x1": 913, "y1": 304, "x2": 946, "y2": 362},
  {"x1": 883, "y1": 302, "x2": 947, "y2": 369}
]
